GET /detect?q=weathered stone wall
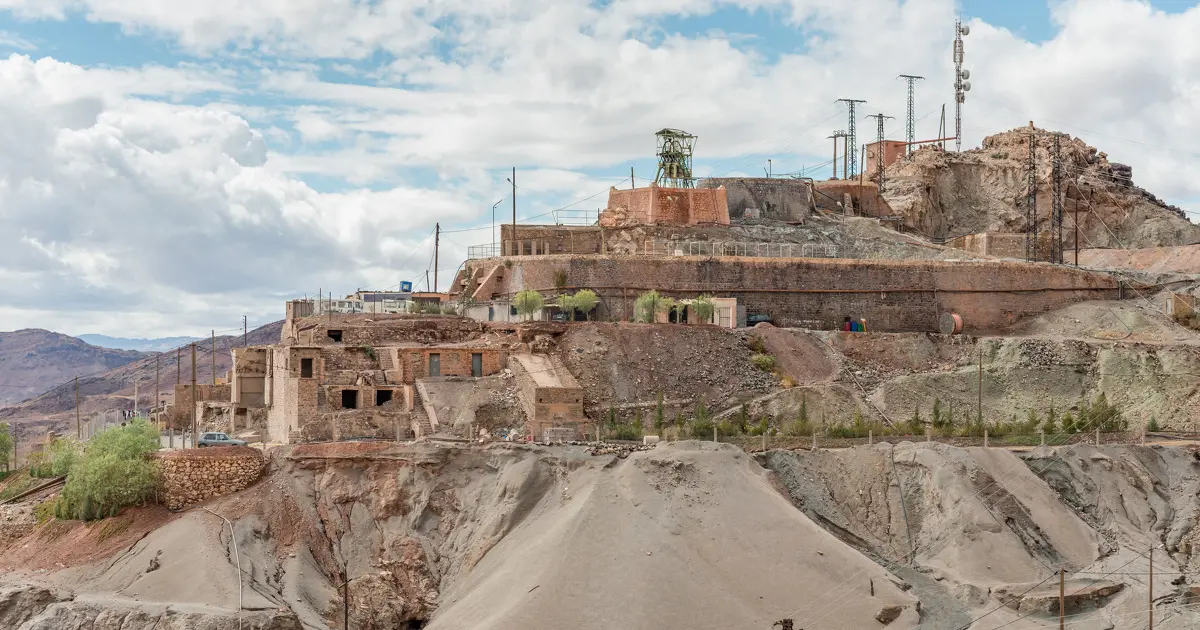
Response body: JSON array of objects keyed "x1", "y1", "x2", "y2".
[
  {"x1": 601, "y1": 184, "x2": 730, "y2": 227},
  {"x1": 300, "y1": 410, "x2": 410, "y2": 442},
  {"x1": 401, "y1": 348, "x2": 503, "y2": 381},
  {"x1": 297, "y1": 317, "x2": 483, "y2": 347},
  {"x1": 949, "y1": 232, "x2": 1057, "y2": 261},
  {"x1": 814, "y1": 181, "x2": 895, "y2": 218},
  {"x1": 492, "y1": 255, "x2": 1120, "y2": 333},
  {"x1": 164, "y1": 384, "x2": 232, "y2": 430},
  {"x1": 698, "y1": 177, "x2": 813, "y2": 222},
  {"x1": 500, "y1": 225, "x2": 604, "y2": 256},
  {"x1": 155, "y1": 447, "x2": 265, "y2": 510}
]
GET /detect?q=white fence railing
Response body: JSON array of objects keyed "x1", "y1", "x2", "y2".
[{"x1": 640, "y1": 240, "x2": 841, "y2": 258}]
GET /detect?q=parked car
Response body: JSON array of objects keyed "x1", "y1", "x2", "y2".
[
  {"x1": 747, "y1": 313, "x2": 773, "y2": 325},
  {"x1": 551, "y1": 311, "x2": 570, "y2": 322},
  {"x1": 197, "y1": 432, "x2": 248, "y2": 447}
]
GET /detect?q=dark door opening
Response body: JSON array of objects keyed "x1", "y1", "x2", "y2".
[
  {"x1": 376, "y1": 390, "x2": 393, "y2": 406},
  {"x1": 471, "y1": 353, "x2": 483, "y2": 377},
  {"x1": 428, "y1": 353, "x2": 441, "y2": 377},
  {"x1": 300, "y1": 358, "x2": 314, "y2": 378},
  {"x1": 341, "y1": 389, "x2": 358, "y2": 409},
  {"x1": 327, "y1": 330, "x2": 343, "y2": 342}
]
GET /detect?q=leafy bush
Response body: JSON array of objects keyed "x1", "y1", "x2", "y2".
[
  {"x1": 692, "y1": 294, "x2": 716, "y2": 324},
  {"x1": 0, "y1": 423, "x2": 11, "y2": 472},
  {"x1": 750, "y1": 353, "x2": 777, "y2": 372},
  {"x1": 572, "y1": 289, "x2": 599, "y2": 318},
  {"x1": 746, "y1": 335, "x2": 766, "y2": 354},
  {"x1": 513, "y1": 289, "x2": 544, "y2": 320},
  {"x1": 57, "y1": 419, "x2": 160, "y2": 521},
  {"x1": 46, "y1": 438, "x2": 82, "y2": 477},
  {"x1": 1147, "y1": 416, "x2": 1161, "y2": 432},
  {"x1": 634, "y1": 290, "x2": 665, "y2": 323}
]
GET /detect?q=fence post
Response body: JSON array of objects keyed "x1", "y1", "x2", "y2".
[
  {"x1": 812, "y1": 430, "x2": 817, "y2": 451},
  {"x1": 925, "y1": 427, "x2": 931, "y2": 443},
  {"x1": 868, "y1": 430, "x2": 873, "y2": 446},
  {"x1": 1095, "y1": 427, "x2": 1100, "y2": 447},
  {"x1": 983, "y1": 429, "x2": 989, "y2": 448},
  {"x1": 1040, "y1": 430, "x2": 1045, "y2": 447}
]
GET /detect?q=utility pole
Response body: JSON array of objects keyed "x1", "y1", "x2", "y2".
[
  {"x1": 190, "y1": 344, "x2": 198, "y2": 448},
  {"x1": 865, "y1": 114, "x2": 894, "y2": 191},
  {"x1": 1052, "y1": 132, "x2": 1064, "y2": 264},
  {"x1": 510, "y1": 167, "x2": 517, "y2": 256},
  {"x1": 155, "y1": 355, "x2": 160, "y2": 429},
  {"x1": 75, "y1": 376, "x2": 80, "y2": 440},
  {"x1": 1059, "y1": 568, "x2": 1065, "y2": 630},
  {"x1": 630, "y1": 166, "x2": 635, "y2": 189},
  {"x1": 1149, "y1": 547, "x2": 1154, "y2": 630},
  {"x1": 939, "y1": 104, "x2": 946, "y2": 151},
  {"x1": 827, "y1": 130, "x2": 847, "y2": 179},
  {"x1": 133, "y1": 378, "x2": 138, "y2": 419},
  {"x1": 211, "y1": 330, "x2": 216, "y2": 386},
  {"x1": 836, "y1": 99, "x2": 867, "y2": 177},
  {"x1": 433, "y1": 222, "x2": 440, "y2": 293},
  {"x1": 953, "y1": 19, "x2": 971, "y2": 151},
  {"x1": 243, "y1": 315, "x2": 248, "y2": 348},
  {"x1": 977, "y1": 345, "x2": 983, "y2": 426},
  {"x1": 1026, "y1": 127, "x2": 1039, "y2": 261},
  {"x1": 898, "y1": 75, "x2": 924, "y2": 157}
]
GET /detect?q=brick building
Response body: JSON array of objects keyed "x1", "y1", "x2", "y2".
[{"x1": 600, "y1": 183, "x2": 729, "y2": 227}]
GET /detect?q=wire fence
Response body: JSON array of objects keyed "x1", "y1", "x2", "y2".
[{"x1": 635, "y1": 240, "x2": 842, "y2": 258}]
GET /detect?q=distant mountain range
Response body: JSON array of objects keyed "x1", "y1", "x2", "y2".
[
  {"x1": 0, "y1": 330, "x2": 149, "y2": 406},
  {"x1": 76, "y1": 334, "x2": 203, "y2": 352}
]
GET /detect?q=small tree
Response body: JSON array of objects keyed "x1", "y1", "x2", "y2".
[
  {"x1": 634, "y1": 290, "x2": 665, "y2": 323},
  {"x1": 692, "y1": 294, "x2": 716, "y2": 325},
  {"x1": 573, "y1": 289, "x2": 599, "y2": 320},
  {"x1": 555, "y1": 293, "x2": 577, "y2": 321},
  {"x1": 931, "y1": 398, "x2": 943, "y2": 428},
  {"x1": 0, "y1": 423, "x2": 12, "y2": 472},
  {"x1": 1147, "y1": 415, "x2": 1161, "y2": 433},
  {"x1": 513, "y1": 289, "x2": 544, "y2": 321},
  {"x1": 907, "y1": 407, "x2": 923, "y2": 436},
  {"x1": 58, "y1": 419, "x2": 160, "y2": 521}
]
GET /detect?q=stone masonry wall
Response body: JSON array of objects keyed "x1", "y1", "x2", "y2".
[
  {"x1": 698, "y1": 177, "x2": 812, "y2": 222},
  {"x1": 493, "y1": 255, "x2": 1120, "y2": 333},
  {"x1": 155, "y1": 447, "x2": 265, "y2": 510}
]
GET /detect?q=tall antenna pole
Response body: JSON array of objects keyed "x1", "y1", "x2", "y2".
[
  {"x1": 1052, "y1": 133, "x2": 1064, "y2": 264},
  {"x1": 827, "y1": 130, "x2": 847, "y2": 179},
  {"x1": 953, "y1": 19, "x2": 971, "y2": 151},
  {"x1": 837, "y1": 99, "x2": 867, "y2": 177},
  {"x1": 898, "y1": 75, "x2": 924, "y2": 157},
  {"x1": 1026, "y1": 127, "x2": 1039, "y2": 261},
  {"x1": 433, "y1": 222, "x2": 440, "y2": 293},
  {"x1": 865, "y1": 114, "x2": 894, "y2": 191}
]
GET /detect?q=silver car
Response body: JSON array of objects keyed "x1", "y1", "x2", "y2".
[{"x1": 197, "y1": 432, "x2": 248, "y2": 447}]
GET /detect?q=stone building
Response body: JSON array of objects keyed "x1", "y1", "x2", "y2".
[{"x1": 599, "y1": 183, "x2": 729, "y2": 227}]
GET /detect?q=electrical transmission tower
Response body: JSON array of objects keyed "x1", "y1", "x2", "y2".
[
  {"x1": 827, "y1": 130, "x2": 847, "y2": 179},
  {"x1": 1025, "y1": 130, "x2": 1038, "y2": 261},
  {"x1": 1051, "y1": 132, "x2": 1064, "y2": 264},
  {"x1": 953, "y1": 19, "x2": 971, "y2": 151},
  {"x1": 865, "y1": 114, "x2": 894, "y2": 191},
  {"x1": 837, "y1": 98, "x2": 867, "y2": 178},
  {"x1": 898, "y1": 75, "x2": 923, "y2": 157}
]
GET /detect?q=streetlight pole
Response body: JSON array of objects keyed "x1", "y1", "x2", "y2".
[{"x1": 492, "y1": 199, "x2": 503, "y2": 255}]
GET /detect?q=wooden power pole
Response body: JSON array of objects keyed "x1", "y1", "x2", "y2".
[
  {"x1": 434, "y1": 222, "x2": 440, "y2": 293},
  {"x1": 211, "y1": 330, "x2": 216, "y2": 386},
  {"x1": 75, "y1": 376, "x2": 80, "y2": 440},
  {"x1": 1149, "y1": 547, "x2": 1154, "y2": 630},
  {"x1": 191, "y1": 343, "x2": 198, "y2": 448},
  {"x1": 1059, "y1": 568, "x2": 1065, "y2": 630},
  {"x1": 155, "y1": 355, "x2": 160, "y2": 429}
]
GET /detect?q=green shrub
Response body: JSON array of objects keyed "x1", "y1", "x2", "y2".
[
  {"x1": 634, "y1": 290, "x2": 665, "y2": 323},
  {"x1": 750, "y1": 353, "x2": 776, "y2": 372},
  {"x1": 1147, "y1": 416, "x2": 1161, "y2": 432},
  {"x1": 746, "y1": 336, "x2": 766, "y2": 354},
  {"x1": 57, "y1": 419, "x2": 160, "y2": 521},
  {"x1": 689, "y1": 418, "x2": 715, "y2": 439},
  {"x1": 692, "y1": 294, "x2": 716, "y2": 324},
  {"x1": 513, "y1": 289, "x2": 544, "y2": 320}
]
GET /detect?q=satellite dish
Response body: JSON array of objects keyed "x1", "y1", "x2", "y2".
[
  {"x1": 962, "y1": 81, "x2": 972, "y2": 92},
  {"x1": 960, "y1": 69, "x2": 970, "y2": 80},
  {"x1": 960, "y1": 24, "x2": 970, "y2": 36}
]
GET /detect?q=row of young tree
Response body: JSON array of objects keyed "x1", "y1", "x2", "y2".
[
  {"x1": 508, "y1": 288, "x2": 717, "y2": 324},
  {"x1": 24, "y1": 420, "x2": 161, "y2": 521},
  {"x1": 598, "y1": 392, "x2": 1132, "y2": 442}
]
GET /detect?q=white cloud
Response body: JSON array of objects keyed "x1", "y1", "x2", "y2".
[{"x1": 0, "y1": 0, "x2": 1199, "y2": 338}]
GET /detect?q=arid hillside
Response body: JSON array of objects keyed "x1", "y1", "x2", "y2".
[
  {"x1": 2, "y1": 441, "x2": 1199, "y2": 629},
  {"x1": 882, "y1": 126, "x2": 1200, "y2": 248},
  {"x1": 0, "y1": 330, "x2": 148, "y2": 406}
]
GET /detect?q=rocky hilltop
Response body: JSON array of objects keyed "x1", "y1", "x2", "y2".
[
  {"x1": 882, "y1": 126, "x2": 1200, "y2": 248},
  {"x1": 0, "y1": 330, "x2": 147, "y2": 406}
]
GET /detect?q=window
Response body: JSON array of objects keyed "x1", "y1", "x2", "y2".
[
  {"x1": 376, "y1": 390, "x2": 393, "y2": 406},
  {"x1": 327, "y1": 330, "x2": 343, "y2": 343},
  {"x1": 300, "y1": 358, "x2": 314, "y2": 378},
  {"x1": 341, "y1": 389, "x2": 358, "y2": 409},
  {"x1": 471, "y1": 353, "x2": 483, "y2": 377}
]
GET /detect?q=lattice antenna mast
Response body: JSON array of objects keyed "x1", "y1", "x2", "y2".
[
  {"x1": 898, "y1": 75, "x2": 924, "y2": 157},
  {"x1": 827, "y1": 130, "x2": 847, "y2": 179},
  {"x1": 837, "y1": 99, "x2": 867, "y2": 177},
  {"x1": 1051, "y1": 133, "x2": 1064, "y2": 264},
  {"x1": 865, "y1": 114, "x2": 894, "y2": 191},
  {"x1": 953, "y1": 19, "x2": 971, "y2": 151},
  {"x1": 654, "y1": 128, "x2": 696, "y2": 188},
  {"x1": 1025, "y1": 129, "x2": 1039, "y2": 261}
]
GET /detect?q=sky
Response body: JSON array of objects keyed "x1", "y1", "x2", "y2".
[{"x1": 0, "y1": 0, "x2": 1197, "y2": 338}]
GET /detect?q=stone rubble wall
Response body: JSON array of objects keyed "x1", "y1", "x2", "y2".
[{"x1": 154, "y1": 447, "x2": 266, "y2": 510}]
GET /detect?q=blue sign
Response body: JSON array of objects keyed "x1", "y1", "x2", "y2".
[{"x1": 400, "y1": 281, "x2": 413, "y2": 292}]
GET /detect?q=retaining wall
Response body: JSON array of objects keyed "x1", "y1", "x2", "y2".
[
  {"x1": 155, "y1": 447, "x2": 265, "y2": 510},
  {"x1": 487, "y1": 255, "x2": 1120, "y2": 333}
]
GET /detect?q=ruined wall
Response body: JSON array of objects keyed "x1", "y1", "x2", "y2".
[
  {"x1": 155, "y1": 447, "x2": 265, "y2": 510},
  {"x1": 601, "y1": 187, "x2": 656, "y2": 226},
  {"x1": 813, "y1": 181, "x2": 895, "y2": 218},
  {"x1": 300, "y1": 410, "x2": 410, "y2": 442},
  {"x1": 401, "y1": 348, "x2": 503, "y2": 381},
  {"x1": 163, "y1": 384, "x2": 231, "y2": 430},
  {"x1": 510, "y1": 355, "x2": 588, "y2": 441},
  {"x1": 949, "y1": 232, "x2": 1057, "y2": 261},
  {"x1": 698, "y1": 177, "x2": 812, "y2": 222},
  {"x1": 297, "y1": 317, "x2": 482, "y2": 346},
  {"x1": 500, "y1": 225, "x2": 604, "y2": 256},
  {"x1": 600, "y1": 184, "x2": 729, "y2": 227},
  {"x1": 495, "y1": 255, "x2": 1120, "y2": 333}
]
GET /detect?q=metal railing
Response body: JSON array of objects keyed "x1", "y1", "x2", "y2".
[
  {"x1": 640, "y1": 240, "x2": 841, "y2": 259},
  {"x1": 467, "y1": 244, "x2": 502, "y2": 260}
]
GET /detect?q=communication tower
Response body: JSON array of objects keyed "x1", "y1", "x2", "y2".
[{"x1": 953, "y1": 19, "x2": 972, "y2": 151}]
